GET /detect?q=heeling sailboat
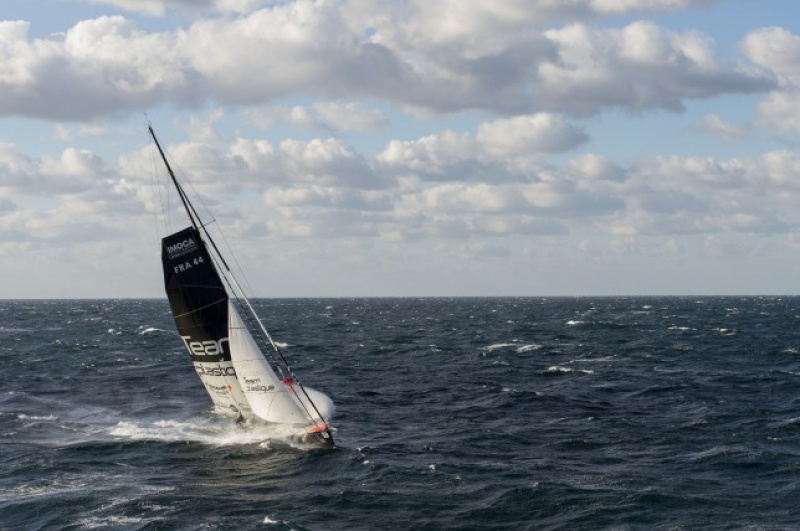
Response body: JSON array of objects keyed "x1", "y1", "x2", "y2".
[{"x1": 149, "y1": 124, "x2": 335, "y2": 447}]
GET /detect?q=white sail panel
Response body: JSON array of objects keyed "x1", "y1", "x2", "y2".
[{"x1": 227, "y1": 302, "x2": 314, "y2": 424}]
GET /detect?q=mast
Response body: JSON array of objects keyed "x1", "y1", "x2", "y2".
[
  {"x1": 148, "y1": 124, "x2": 198, "y2": 231},
  {"x1": 148, "y1": 125, "x2": 236, "y2": 273}
]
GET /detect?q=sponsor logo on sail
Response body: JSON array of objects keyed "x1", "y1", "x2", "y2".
[
  {"x1": 167, "y1": 237, "x2": 198, "y2": 259},
  {"x1": 183, "y1": 336, "x2": 229, "y2": 358},
  {"x1": 196, "y1": 365, "x2": 237, "y2": 377},
  {"x1": 244, "y1": 377, "x2": 275, "y2": 393}
]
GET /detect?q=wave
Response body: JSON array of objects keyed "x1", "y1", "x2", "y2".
[
  {"x1": 485, "y1": 342, "x2": 541, "y2": 353},
  {"x1": 547, "y1": 365, "x2": 595, "y2": 375},
  {"x1": 137, "y1": 326, "x2": 175, "y2": 335}
]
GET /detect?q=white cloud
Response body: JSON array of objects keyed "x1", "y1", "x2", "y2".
[
  {"x1": 740, "y1": 26, "x2": 800, "y2": 139},
  {"x1": 757, "y1": 92, "x2": 800, "y2": 135},
  {"x1": 264, "y1": 185, "x2": 391, "y2": 211},
  {"x1": 277, "y1": 138, "x2": 378, "y2": 188},
  {"x1": 0, "y1": 17, "x2": 189, "y2": 120},
  {"x1": 566, "y1": 154, "x2": 626, "y2": 182},
  {"x1": 539, "y1": 21, "x2": 771, "y2": 116},
  {"x1": 54, "y1": 124, "x2": 111, "y2": 140},
  {"x1": 377, "y1": 113, "x2": 588, "y2": 183},
  {"x1": 312, "y1": 102, "x2": 389, "y2": 132},
  {"x1": 245, "y1": 102, "x2": 388, "y2": 133},
  {"x1": 5, "y1": 122, "x2": 799, "y2": 255},
  {"x1": 477, "y1": 114, "x2": 589, "y2": 156},
  {"x1": 247, "y1": 106, "x2": 328, "y2": 132},
  {"x1": 0, "y1": 3, "x2": 776, "y2": 121},
  {"x1": 694, "y1": 113, "x2": 748, "y2": 142},
  {"x1": 741, "y1": 26, "x2": 800, "y2": 88}
]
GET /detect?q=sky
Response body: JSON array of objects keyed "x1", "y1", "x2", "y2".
[{"x1": 2, "y1": 0, "x2": 800, "y2": 298}]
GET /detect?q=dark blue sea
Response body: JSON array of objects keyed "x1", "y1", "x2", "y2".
[{"x1": 2, "y1": 297, "x2": 800, "y2": 530}]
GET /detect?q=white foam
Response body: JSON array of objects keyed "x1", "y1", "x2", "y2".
[
  {"x1": 17, "y1": 414, "x2": 58, "y2": 422},
  {"x1": 0, "y1": 479, "x2": 87, "y2": 502},
  {"x1": 486, "y1": 343, "x2": 518, "y2": 351},
  {"x1": 547, "y1": 366, "x2": 594, "y2": 375},
  {"x1": 78, "y1": 515, "x2": 146, "y2": 529},
  {"x1": 107, "y1": 417, "x2": 310, "y2": 448},
  {"x1": 516, "y1": 344, "x2": 541, "y2": 352},
  {"x1": 485, "y1": 342, "x2": 540, "y2": 353},
  {"x1": 138, "y1": 327, "x2": 172, "y2": 335}
]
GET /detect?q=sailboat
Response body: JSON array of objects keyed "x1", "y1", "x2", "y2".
[{"x1": 148, "y1": 124, "x2": 335, "y2": 447}]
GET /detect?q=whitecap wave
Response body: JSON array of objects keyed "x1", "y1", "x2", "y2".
[
  {"x1": 485, "y1": 342, "x2": 541, "y2": 353},
  {"x1": 137, "y1": 326, "x2": 174, "y2": 335},
  {"x1": 547, "y1": 366, "x2": 594, "y2": 375}
]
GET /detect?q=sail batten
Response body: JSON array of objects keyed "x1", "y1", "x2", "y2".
[{"x1": 173, "y1": 298, "x2": 228, "y2": 319}]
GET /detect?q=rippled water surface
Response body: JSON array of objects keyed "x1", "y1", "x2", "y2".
[{"x1": 2, "y1": 297, "x2": 800, "y2": 529}]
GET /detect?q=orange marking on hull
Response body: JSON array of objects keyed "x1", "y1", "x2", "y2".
[{"x1": 307, "y1": 422, "x2": 329, "y2": 434}]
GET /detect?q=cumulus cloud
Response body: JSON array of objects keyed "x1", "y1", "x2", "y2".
[
  {"x1": 566, "y1": 154, "x2": 627, "y2": 182},
  {"x1": 477, "y1": 114, "x2": 589, "y2": 156},
  {"x1": 247, "y1": 106, "x2": 331, "y2": 132},
  {"x1": 0, "y1": 144, "x2": 146, "y2": 248},
  {"x1": 693, "y1": 113, "x2": 748, "y2": 142},
  {"x1": 6, "y1": 116, "x2": 798, "y2": 253},
  {"x1": 756, "y1": 93, "x2": 800, "y2": 136},
  {"x1": 538, "y1": 21, "x2": 772, "y2": 116},
  {"x1": 312, "y1": 102, "x2": 389, "y2": 131},
  {"x1": 741, "y1": 26, "x2": 800, "y2": 88},
  {"x1": 0, "y1": 2, "x2": 775, "y2": 121},
  {"x1": 3, "y1": 125, "x2": 800, "y2": 286},
  {"x1": 740, "y1": 26, "x2": 800, "y2": 139},
  {"x1": 245, "y1": 102, "x2": 388, "y2": 133},
  {"x1": 377, "y1": 113, "x2": 588, "y2": 182},
  {"x1": 0, "y1": 17, "x2": 191, "y2": 120},
  {"x1": 0, "y1": 144, "x2": 110, "y2": 196}
]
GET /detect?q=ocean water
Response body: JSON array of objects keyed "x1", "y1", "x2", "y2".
[{"x1": 2, "y1": 297, "x2": 800, "y2": 530}]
